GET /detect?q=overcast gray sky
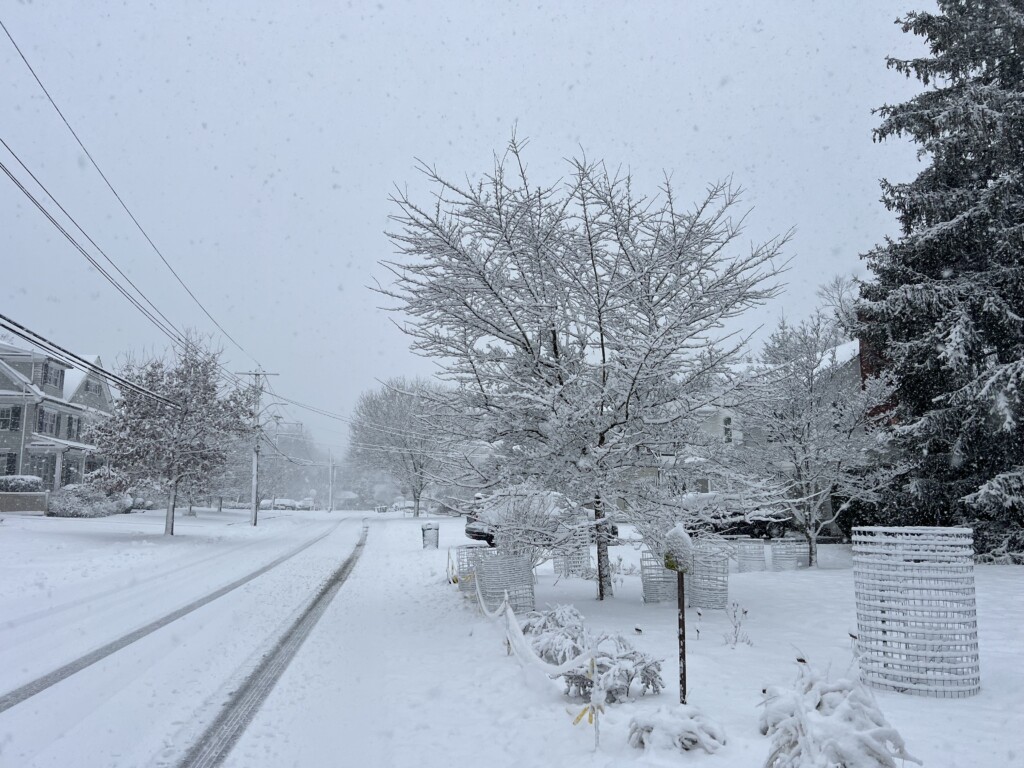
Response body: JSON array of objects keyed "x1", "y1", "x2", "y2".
[{"x1": 1, "y1": 1, "x2": 930, "y2": 449}]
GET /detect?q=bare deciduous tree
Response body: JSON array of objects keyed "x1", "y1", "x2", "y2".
[{"x1": 381, "y1": 138, "x2": 788, "y2": 597}]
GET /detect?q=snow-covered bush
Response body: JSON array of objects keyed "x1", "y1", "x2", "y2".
[
  {"x1": 760, "y1": 659, "x2": 921, "y2": 768},
  {"x1": 0, "y1": 475, "x2": 43, "y2": 493},
  {"x1": 628, "y1": 704, "x2": 727, "y2": 754},
  {"x1": 48, "y1": 484, "x2": 134, "y2": 518},
  {"x1": 519, "y1": 605, "x2": 663, "y2": 703}
]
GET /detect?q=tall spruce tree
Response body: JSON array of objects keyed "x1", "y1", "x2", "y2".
[{"x1": 860, "y1": 1, "x2": 1024, "y2": 560}]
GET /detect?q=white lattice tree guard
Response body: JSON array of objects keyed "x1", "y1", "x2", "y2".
[
  {"x1": 770, "y1": 539, "x2": 802, "y2": 571},
  {"x1": 852, "y1": 526, "x2": 980, "y2": 698},
  {"x1": 640, "y1": 550, "x2": 690, "y2": 604},
  {"x1": 476, "y1": 553, "x2": 535, "y2": 614},
  {"x1": 734, "y1": 538, "x2": 767, "y2": 572},
  {"x1": 554, "y1": 516, "x2": 591, "y2": 577},
  {"x1": 454, "y1": 545, "x2": 492, "y2": 594},
  {"x1": 689, "y1": 549, "x2": 729, "y2": 610}
]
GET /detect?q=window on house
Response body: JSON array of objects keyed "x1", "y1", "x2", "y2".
[
  {"x1": 66, "y1": 416, "x2": 78, "y2": 441},
  {"x1": 42, "y1": 363, "x2": 64, "y2": 389},
  {"x1": 694, "y1": 477, "x2": 712, "y2": 494},
  {"x1": 37, "y1": 409, "x2": 59, "y2": 436},
  {"x1": 0, "y1": 406, "x2": 21, "y2": 431},
  {"x1": 1, "y1": 452, "x2": 16, "y2": 475},
  {"x1": 723, "y1": 416, "x2": 733, "y2": 443},
  {"x1": 84, "y1": 379, "x2": 101, "y2": 395}
]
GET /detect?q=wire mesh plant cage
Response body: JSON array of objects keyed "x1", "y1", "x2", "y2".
[
  {"x1": 640, "y1": 549, "x2": 690, "y2": 604},
  {"x1": 553, "y1": 515, "x2": 591, "y2": 577},
  {"x1": 689, "y1": 547, "x2": 729, "y2": 610},
  {"x1": 454, "y1": 544, "x2": 493, "y2": 594},
  {"x1": 852, "y1": 526, "x2": 980, "y2": 698},
  {"x1": 734, "y1": 538, "x2": 767, "y2": 572},
  {"x1": 476, "y1": 552, "x2": 535, "y2": 614},
  {"x1": 770, "y1": 539, "x2": 803, "y2": 571}
]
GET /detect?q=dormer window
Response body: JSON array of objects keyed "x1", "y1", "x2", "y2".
[{"x1": 41, "y1": 362, "x2": 64, "y2": 390}]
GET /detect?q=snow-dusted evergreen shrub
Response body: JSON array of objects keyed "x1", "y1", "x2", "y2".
[
  {"x1": 628, "y1": 704, "x2": 727, "y2": 754},
  {"x1": 48, "y1": 484, "x2": 133, "y2": 518},
  {"x1": 0, "y1": 475, "x2": 42, "y2": 492},
  {"x1": 519, "y1": 605, "x2": 663, "y2": 703},
  {"x1": 760, "y1": 660, "x2": 921, "y2": 768}
]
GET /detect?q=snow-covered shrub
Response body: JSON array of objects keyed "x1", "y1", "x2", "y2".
[
  {"x1": 760, "y1": 659, "x2": 921, "y2": 768},
  {"x1": 628, "y1": 704, "x2": 727, "y2": 754},
  {"x1": 48, "y1": 484, "x2": 134, "y2": 518},
  {"x1": 519, "y1": 605, "x2": 663, "y2": 703},
  {"x1": 0, "y1": 475, "x2": 43, "y2": 492}
]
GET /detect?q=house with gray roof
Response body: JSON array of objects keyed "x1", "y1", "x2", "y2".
[{"x1": 0, "y1": 341, "x2": 114, "y2": 490}]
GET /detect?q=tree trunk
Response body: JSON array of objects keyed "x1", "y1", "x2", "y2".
[
  {"x1": 413, "y1": 488, "x2": 420, "y2": 518},
  {"x1": 806, "y1": 531, "x2": 818, "y2": 568},
  {"x1": 185, "y1": 499, "x2": 196, "y2": 517},
  {"x1": 217, "y1": 496, "x2": 223, "y2": 513},
  {"x1": 165, "y1": 482, "x2": 177, "y2": 536},
  {"x1": 594, "y1": 494, "x2": 613, "y2": 600}
]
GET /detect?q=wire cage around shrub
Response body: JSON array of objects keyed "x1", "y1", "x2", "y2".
[
  {"x1": 553, "y1": 515, "x2": 591, "y2": 577},
  {"x1": 640, "y1": 549, "x2": 690, "y2": 604},
  {"x1": 770, "y1": 539, "x2": 803, "y2": 571},
  {"x1": 852, "y1": 526, "x2": 980, "y2": 699},
  {"x1": 689, "y1": 547, "x2": 729, "y2": 610},
  {"x1": 475, "y1": 552, "x2": 535, "y2": 614},
  {"x1": 454, "y1": 544, "x2": 493, "y2": 594},
  {"x1": 734, "y1": 538, "x2": 767, "y2": 572}
]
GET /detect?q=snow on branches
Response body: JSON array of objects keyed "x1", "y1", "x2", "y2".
[{"x1": 382, "y1": 136, "x2": 789, "y2": 596}]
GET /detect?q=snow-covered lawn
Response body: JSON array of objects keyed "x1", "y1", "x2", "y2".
[{"x1": 1, "y1": 511, "x2": 1020, "y2": 767}]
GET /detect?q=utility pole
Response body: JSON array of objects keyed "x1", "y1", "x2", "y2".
[
  {"x1": 237, "y1": 369, "x2": 278, "y2": 527},
  {"x1": 328, "y1": 448, "x2": 334, "y2": 512}
]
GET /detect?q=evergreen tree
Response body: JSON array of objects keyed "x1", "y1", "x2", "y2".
[{"x1": 860, "y1": 1, "x2": 1024, "y2": 560}]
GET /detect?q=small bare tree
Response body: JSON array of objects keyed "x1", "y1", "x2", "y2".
[
  {"x1": 347, "y1": 377, "x2": 448, "y2": 516},
  {"x1": 727, "y1": 311, "x2": 895, "y2": 565}
]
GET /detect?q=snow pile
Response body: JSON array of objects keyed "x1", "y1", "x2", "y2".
[
  {"x1": 628, "y1": 704, "x2": 727, "y2": 754},
  {"x1": 518, "y1": 604, "x2": 663, "y2": 703},
  {"x1": 760, "y1": 659, "x2": 921, "y2": 768}
]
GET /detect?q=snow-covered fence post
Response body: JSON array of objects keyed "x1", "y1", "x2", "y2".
[
  {"x1": 852, "y1": 526, "x2": 980, "y2": 698},
  {"x1": 664, "y1": 525, "x2": 693, "y2": 705}
]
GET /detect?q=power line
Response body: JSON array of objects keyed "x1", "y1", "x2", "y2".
[
  {"x1": 0, "y1": 145, "x2": 250, "y2": 395},
  {"x1": 0, "y1": 313, "x2": 180, "y2": 408},
  {"x1": 0, "y1": 18, "x2": 258, "y2": 365}
]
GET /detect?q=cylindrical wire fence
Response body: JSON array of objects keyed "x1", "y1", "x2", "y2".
[
  {"x1": 455, "y1": 544, "x2": 494, "y2": 594},
  {"x1": 640, "y1": 549, "x2": 690, "y2": 604},
  {"x1": 770, "y1": 539, "x2": 802, "y2": 571},
  {"x1": 852, "y1": 526, "x2": 980, "y2": 699},
  {"x1": 689, "y1": 548, "x2": 729, "y2": 610},
  {"x1": 476, "y1": 552, "x2": 535, "y2": 614},
  {"x1": 734, "y1": 538, "x2": 767, "y2": 572},
  {"x1": 554, "y1": 516, "x2": 591, "y2": 577}
]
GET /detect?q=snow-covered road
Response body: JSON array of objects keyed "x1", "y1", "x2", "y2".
[{"x1": 0, "y1": 509, "x2": 366, "y2": 767}]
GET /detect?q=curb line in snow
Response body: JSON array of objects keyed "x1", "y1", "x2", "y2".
[
  {"x1": 175, "y1": 524, "x2": 369, "y2": 768},
  {"x1": 0, "y1": 521, "x2": 344, "y2": 714}
]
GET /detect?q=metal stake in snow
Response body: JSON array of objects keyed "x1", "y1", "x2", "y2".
[
  {"x1": 664, "y1": 524, "x2": 693, "y2": 705},
  {"x1": 237, "y1": 369, "x2": 278, "y2": 527}
]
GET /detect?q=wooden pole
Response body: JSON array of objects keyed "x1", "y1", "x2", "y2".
[{"x1": 678, "y1": 570, "x2": 687, "y2": 704}]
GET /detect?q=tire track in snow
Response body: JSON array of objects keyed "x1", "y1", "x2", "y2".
[
  {"x1": 176, "y1": 524, "x2": 368, "y2": 768},
  {"x1": 0, "y1": 520, "x2": 343, "y2": 714}
]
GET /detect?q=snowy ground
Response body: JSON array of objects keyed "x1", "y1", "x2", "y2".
[{"x1": 0, "y1": 510, "x2": 1020, "y2": 767}]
